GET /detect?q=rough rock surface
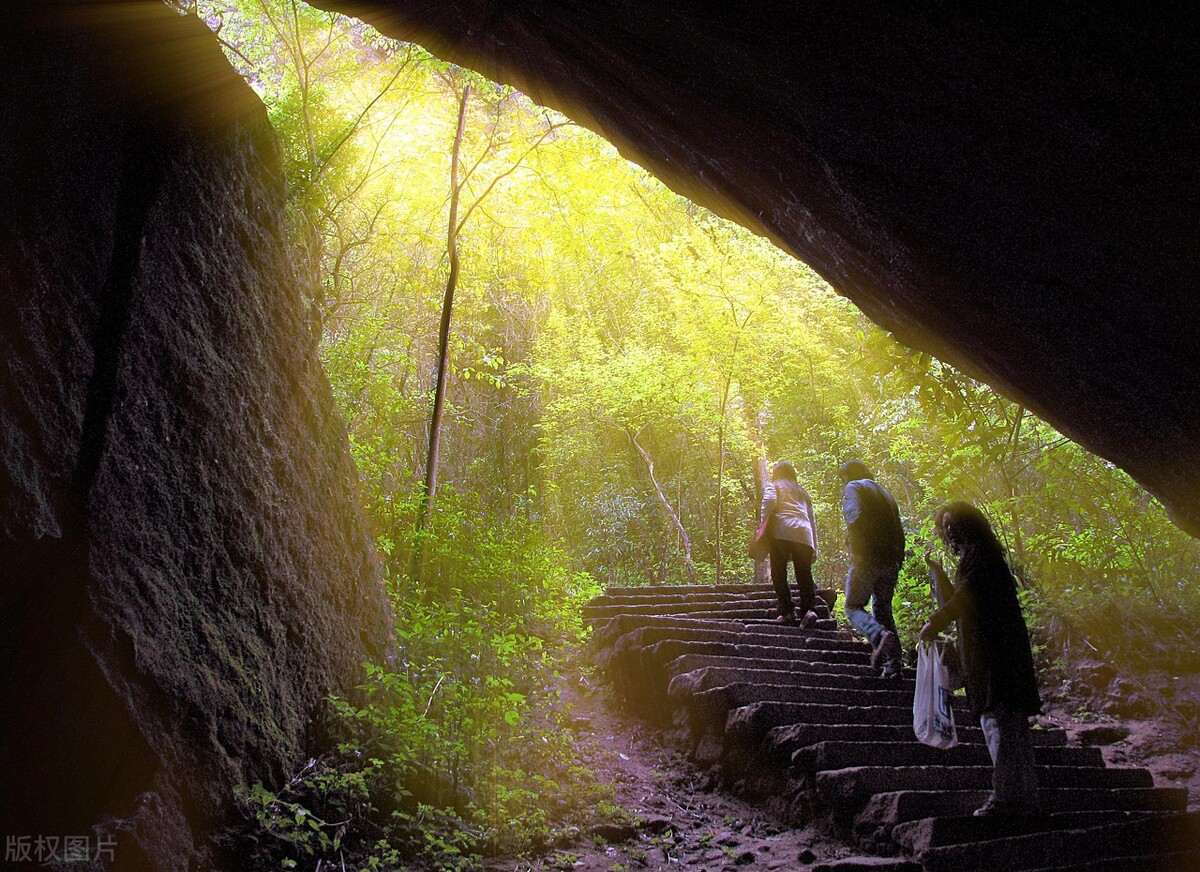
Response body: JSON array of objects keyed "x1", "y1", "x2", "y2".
[
  {"x1": 0, "y1": 3, "x2": 388, "y2": 869},
  {"x1": 318, "y1": 0, "x2": 1200, "y2": 535}
]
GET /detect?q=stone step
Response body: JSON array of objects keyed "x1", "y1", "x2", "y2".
[
  {"x1": 600, "y1": 633, "x2": 877, "y2": 709},
  {"x1": 599, "y1": 638, "x2": 871, "y2": 687},
  {"x1": 587, "y1": 597, "x2": 836, "y2": 619},
  {"x1": 742, "y1": 617, "x2": 841, "y2": 631},
  {"x1": 665, "y1": 653, "x2": 916, "y2": 682},
  {"x1": 810, "y1": 858, "x2": 920, "y2": 872},
  {"x1": 586, "y1": 601, "x2": 806, "y2": 622},
  {"x1": 604, "y1": 641, "x2": 902, "y2": 724},
  {"x1": 727, "y1": 701, "x2": 920, "y2": 744},
  {"x1": 794, "y1": 740, "x2": 1102, "y2": 772},
  {"x1": 594, "y1": 615, "x2": 849, "y2": 650},
  {"x1": 917, "y1": 810, "x2": 1200, "y2": 872},
  {"x1": 818, "y1": 765, "x2": 1155, "y2": 810},
  {"x1": 668, "y1": 666, "x2": 925, "y2": 699},
  {"x1": 593, "y1": 604, "x2": 842, "y2": 627},
  {"x1": 605, "y1": 625, "x2": 871, "y2": 657},
  {"x1": 682, "y1": 612, "x2": 841, "y2": 631},
  {"x1": 687, "y1": 684, "x2": 943, "y2": 734},
  {"x1": 589, "y1": 608, "x2": 841, "y2": 629},
  {"x1": 763, "y1": 723, "x2": 1066, "y2": 763},
  {"x1": 691, "y1": 683, "x2": 966, "y2": 720},
  {"x1": 891, "y1": 810, "x2": 1166, "y2": 853},
  {"x1": 586, "y1": 603, "x2": 774, "y2": 623},
  {"x1": 599, "y1": 583, "x2": 779, "y2": 597},
  {"x1": 605, "y1": 642, "x2": 906, "y2": 711},
  {"x1": 1022, "y1": 850, "x2": 1200, "y2": 872},
  {"x1": 587, "y1": 590, "x2": 781, "y2": 607},
  {"x1": 855, "y1": 787, "x2": 1189, "y2": 834}
]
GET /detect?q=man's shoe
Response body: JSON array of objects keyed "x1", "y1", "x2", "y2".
[
  {"x1": 775, "y1": 612, "x2": 798, "y2": 625},
  {"x1": 973, "y1": 797, "x2": 1033, "y2": 818},
  {"x1": 972, "y1": 797, "x2": 1001, "y2": 817},
  {"x1": 799, "y1": 610, "x2": 820, "y2": 629},
  {"x1": 870, "y1": 630, "x2": 901, "y2": 669}
]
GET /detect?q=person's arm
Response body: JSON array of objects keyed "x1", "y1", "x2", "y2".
[
  {"x1": 760, "y1": 481, "x2": 777, "y2": 522},
  {"x1": 919, "y1": 585, "x2": 967, "y2": 641},
  {"x1": 842, "y1": 482, "x2": 862, "y2": 527},
  {"x1": 926, "y1": 554, "x2": 954, "y2": 606},
  {"x1": 805, "y1": 491, "x2": 818, "y2": 555}
]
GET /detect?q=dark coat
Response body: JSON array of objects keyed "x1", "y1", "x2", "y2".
[
  {"x1": 842, "y1": 478, "x2": 905, "y2": 563},
  {"x1": 928, "y1": 548, "x2": 1041, "y2": 720}
]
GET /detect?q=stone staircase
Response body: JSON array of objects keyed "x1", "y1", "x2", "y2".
[{"x1": 585, "y1": 582, "x2": 1199, "y2": 871}]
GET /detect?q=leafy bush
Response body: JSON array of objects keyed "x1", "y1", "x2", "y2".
[{"x1": 230, "y1": 495, "x2": 611, "y2": 869}]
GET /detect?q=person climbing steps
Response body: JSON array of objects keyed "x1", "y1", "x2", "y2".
[
  {"x1": 760, "y1": 460, "x2": 820, "y2": 627},
  {"x1": 839, "y1": 460, "x2": 906, "y2": 679}
]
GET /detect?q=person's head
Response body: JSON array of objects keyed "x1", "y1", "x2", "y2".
[
  {"x1": 771, "y1": 460, "x2": 798, "y2": 482},
  {"x1": 839, "y1": 459, "x2": 872, "y2": 484},
  {"x1": 935, "y1": 501, "x2": 1000, "y2": 557}
]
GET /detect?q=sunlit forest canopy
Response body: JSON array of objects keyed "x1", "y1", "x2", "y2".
[{"x1": 192, "y1": 0, "x2": 1200, "y2": 624}]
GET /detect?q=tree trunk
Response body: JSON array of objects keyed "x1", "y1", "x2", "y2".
[
  {"x1": 627, "y1": 426, "x2": 697, "y2": 584},
  {"x1": 714, "y1": 373, "x2": 731, "y2": 583},
  {"x1": 1005, "y1": 404, "x2": 1026, "y2": 567},
  {"x1": 742, "y1": 403, "x2": 771, "y2": 585},
  {"x1": 411, "y1": 83, "x2": 471, "y2": 584},
  {"x1": 753, "y1": 455, "x2": 770, "y2": 585},
  {"x1": 714, "y1": 308, "x2": 752, "y2": 583}
]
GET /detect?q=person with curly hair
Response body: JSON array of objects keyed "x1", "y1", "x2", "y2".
[{"x1": 920, "y1": 501, "x2": 1042, "y2": 817}]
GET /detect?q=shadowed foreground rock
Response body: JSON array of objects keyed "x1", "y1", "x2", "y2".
[{"x1": 0, "y1": 3, "x2": 388, "y2": 868}]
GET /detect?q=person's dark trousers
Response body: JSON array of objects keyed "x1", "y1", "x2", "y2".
[
  {"x1": 845, "y1": 557, "x2": 900, "y2": 646},
  {"x1": 769, "y1": 540, "x2": 816, "y2": 617},
  {"x1": 980, "y1": 707, "x2": 1039, "y2": 810}
]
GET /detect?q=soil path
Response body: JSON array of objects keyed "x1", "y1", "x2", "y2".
[{"x1": 486, "y1": 686, "x2": 850, "y2": 872}]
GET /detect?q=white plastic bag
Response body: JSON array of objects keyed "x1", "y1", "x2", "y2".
[{"x1": 913, "y1": 641, "x2": 958, "y2": 748}]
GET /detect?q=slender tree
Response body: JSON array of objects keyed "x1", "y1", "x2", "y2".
[
  {"x1": 411, "y1": 82, "x2": 471, "y2": 583},
  {"x1": 411, "y1": 83, "x2": 568, "y2": 582},
  {"x1": 627, "y1": 424, "x2": 698, "y2": 584}
]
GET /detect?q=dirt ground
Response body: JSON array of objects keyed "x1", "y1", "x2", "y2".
[
  {"x1": 486, "y1": 672, "x2": 1200, "y2": 872},
  {"x1": 1042, "y1": 704, "x2": 1200, "y2": 814},
  {"x1": 1037, "y1": 657, "x2": 1200, "y2": 813},
  {"x1": 486, "y1": 685, "x2": 867, "y2": 872}
]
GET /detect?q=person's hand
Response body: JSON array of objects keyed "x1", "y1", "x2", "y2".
[
  {"x1": 924, "y1": 553, "x2": 945, "y2": 573},
  {"x1": 918, "y1": 621, "x2": 938, "y2": 643}
]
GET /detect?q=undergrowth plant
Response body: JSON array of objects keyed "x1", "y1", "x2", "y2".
[{"x1": 230, "y1": 492, "x2": 612, "y2": 870}]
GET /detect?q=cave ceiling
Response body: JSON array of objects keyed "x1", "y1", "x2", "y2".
[{"x1": 316, "y1": 1, "x2": 1200, "y2": 535}]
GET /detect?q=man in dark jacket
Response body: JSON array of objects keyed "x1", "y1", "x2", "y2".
[
  {"x1": 839, "y1": 460, "x2": 905, "y2": 678},
  {"x1": 920, "y1": 501, "x2": 1042, "y2": 817}
]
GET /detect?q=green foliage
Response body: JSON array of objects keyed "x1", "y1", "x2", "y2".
[
  {"x1": 229, "y1": 755, "x2": 390, "y2": 869},
  {"x1": 231, "y1": 513, "x2": 608, "y2": 868},
  {"x1": 891, "y1": 552, "x2": 937, "y2": 654}
]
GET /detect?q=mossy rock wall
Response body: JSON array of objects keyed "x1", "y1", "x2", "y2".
[{"x1": 0, "y1": 4, "x2": 388, "y2": 868}]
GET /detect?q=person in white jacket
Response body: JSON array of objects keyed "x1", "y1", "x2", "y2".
[{"x1": 760, "y1": 461, "x2": 819, "y2": 626}]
